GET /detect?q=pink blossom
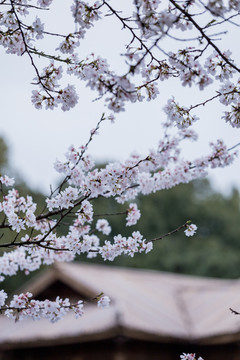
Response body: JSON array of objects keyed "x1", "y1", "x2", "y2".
[
  {"x1": 0, "y1": 290, "x2": 7, "y2": 307},
  {"x1": 0, "y1": 0, "x2": 239, "y2": 326},
  {"x1": 96, "y1": 219, "x2": 111, "y2": 235},
  {"x1": 0, "y1": 175, "x2": 15, "y2": 186},
  {"x1": 126, "y1": 203, "x2": 141, "y2": 226},
  {"x1": 97, "y1": 296, "x2": 110, "y2": 309},
  {"x1": 184, "y1": 224, "x2": 198, "y2": 237}
]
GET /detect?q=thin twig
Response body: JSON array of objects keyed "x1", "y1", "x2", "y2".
[{"x1": 146, "y1": 221, "x2": 189, "y2": 243}]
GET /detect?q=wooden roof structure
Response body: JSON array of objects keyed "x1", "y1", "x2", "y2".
[{"x1": 1, "y1": 262, "x2": 240, "y2": 350}]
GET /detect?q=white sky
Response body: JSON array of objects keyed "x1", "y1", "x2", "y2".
[{"x1": 0, "y1": 1, "x2": 239, "y2": 195}]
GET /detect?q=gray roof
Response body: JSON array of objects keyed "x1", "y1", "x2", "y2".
[{"x1": 1, "y1": 262, "x2": 240, "y2": 349}]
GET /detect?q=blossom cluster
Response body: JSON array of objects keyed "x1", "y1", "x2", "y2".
[
  {"x1": 0, "y1": 0, "x2": 239, "y2": 327},
  {"x1": 31, "y1": 63, "x2": 79, "y2": 111},
  {"x1": 0, "y1": 291, "x2": 110, "y2": 323},
  {"x1": 99, "y1": 231, "x2": 153, "y2": 261},
  {"x1": 0, "y1": 189, "x2": 37, "y2": 232},
  {"x1": 0, "y1": 125, "x2": 236, "y2": 284},
  {"x1": 0, "y1": 0, "x2": 239, "y2": 123},
  {"x1": 180, "y1": 354, "x2": 204, "y2": 360},
  {"x1": 0, "y1": 112, "x2": 237, "y2": 322},
  {"x1": 126, "y1": 203, "x2": 141, "y2": 226},
  {"x1": 67, "y1": 54, "x2": 138, "y2": 113}
]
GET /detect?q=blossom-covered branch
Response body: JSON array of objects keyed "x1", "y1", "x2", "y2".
[
  {"x1": 0, "y1": 0, "x2": 239, "y2": 330},
  {"x1": 0, "y1": 290, "x2": 110, "y2": 323},
  {"x1": 0, "y1": 0, "x2": 239, "y2": 125}
]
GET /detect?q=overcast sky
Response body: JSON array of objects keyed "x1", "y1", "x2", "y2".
[{"x1": 0, "y1": 1, "x2": 239, "y2": 195}]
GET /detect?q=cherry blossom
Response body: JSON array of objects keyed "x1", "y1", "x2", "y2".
[
  {"x1": 0, "y1": 291, "x2": 111, "y2": 322},
  {"x1": 184, "y1": 224, "x2": 198, "y2": 237},
  {"x1": 180, "y1": 354, "x2": 204, "y2": 360},
  {"x1": 0, "y1": 175, "x2": 15, "y2": 187},
  {"x1": 0, "y1": 290, "x2": 7, "y2": 308},
  {"x1": 96, "y1": 219, "x2": 111, "y2": 235},
  {"x1": 126, "y1": 203, "x2": 141, "y2": 226},
  {"x1": 32, "y1": 17, "x2": 44, "y2": 39},
  {"x1": 0, "y1": 1, "x2": 239, "y2": 337},
  {"x1": 97, "y1": 295, "x2": 111, "y2": 309}
]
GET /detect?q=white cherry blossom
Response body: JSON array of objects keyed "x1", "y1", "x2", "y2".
[{"x1": 0, "y1": 2, "x2": 239, "y2": 340}]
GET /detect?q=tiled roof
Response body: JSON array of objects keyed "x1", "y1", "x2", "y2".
[{"x1": 1, "y1": 262, "x2": 240, "y2": 349}]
